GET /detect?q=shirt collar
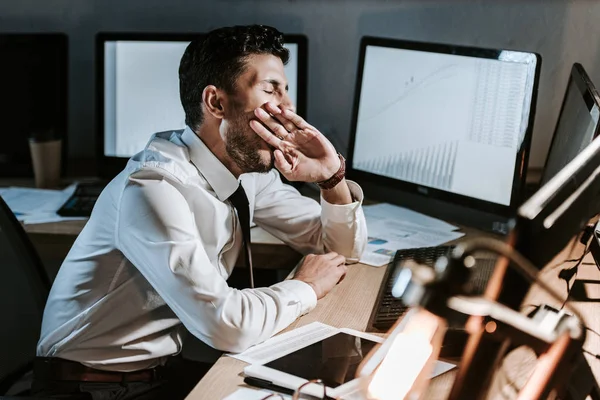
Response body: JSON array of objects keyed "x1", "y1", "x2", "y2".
[{"x1": 181, "y1": 126, "x2": 239, "y2": 202}]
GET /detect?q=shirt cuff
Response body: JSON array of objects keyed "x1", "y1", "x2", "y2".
[
  {"x1": 320, "y1": 180, "x2": 364, "y2": 223},
  {"x1": 274, "y1": 279, "x2": 318, "y2": 315}
]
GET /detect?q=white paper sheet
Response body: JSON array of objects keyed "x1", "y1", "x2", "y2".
[
  {"x1": 224, "y1": 387, "x2": 285, "y2": 400},
  {"x1": 361, "y1": 203, "x2": 465, "y2": 267},
  {"x1": 0, "y1": 184, "x2": 86, "y2": 224},
  {"x1": 16, "y1": 212, "x2": 87, "y2": 224},
  {"x1": 0, "y1": 184, "x2": 77, "y2": 214},
  {"x1": 363, "y1": 203, "x2": 459, "y2": 232},
  {"x1": 228, "y1": 322, "x2": 338, "y2": 365}
]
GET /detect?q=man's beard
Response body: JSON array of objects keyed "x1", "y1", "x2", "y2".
[{"x1": 225, "y1": 113, "x2": 275, "y2": 174}]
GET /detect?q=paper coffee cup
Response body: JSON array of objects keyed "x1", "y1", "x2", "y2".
[{"x1": 29, "y1": 136, "x2": 62, "y2": 189}]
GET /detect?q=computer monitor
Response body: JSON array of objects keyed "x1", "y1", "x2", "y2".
[
  {"x1": 494, "y1": 63, "x2": 600, "y2": 311},
  {"x1": 347, "y1": 37, "x2": 541, "y2": 234},
  {"x1": 96, "y1": 32, "x2": 308, "y2": 179},
  {"x1": 452, "y1": 107, "x2": 600, "y2": 400},
  {"x1": 0, "y1": 33, "x2": 68, "y2": 177},
  {"x1": 501, "y1": 133, "x2": 600, "y2": 308},
  {"x1": 540, "y1": 63, "x2": 600, "y2": 187}
]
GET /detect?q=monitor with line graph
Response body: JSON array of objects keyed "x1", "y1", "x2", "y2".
[{"x1": 347, "y1": 37, "x2": 541, "y2": 233}]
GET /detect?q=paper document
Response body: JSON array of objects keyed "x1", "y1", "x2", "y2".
[
  {"x1": 364, "y1": 203, "x2": 459, "y2": 232},
  {"x1": 16, "y1": 212, "x2": 87, "y2": 225},
  {"x1": 1, "y1": 186, "x2": 73, "y2": 214},
  {"x1": 229, "y1": 322, "x2": 338, "y2": 365},
  {"x1": 0, "y1": 184, "x2": 87, "y2": 224},
  {"x1": 361, "y1": 203, "x2": 465, "y2": 267},
  {"x1": 224, "y1": 388, "x2": 283, "y2": 400}
]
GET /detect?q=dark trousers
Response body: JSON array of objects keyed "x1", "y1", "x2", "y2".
[{"x1": 31, "y1": 356, "x2": 211, "y2": 400}]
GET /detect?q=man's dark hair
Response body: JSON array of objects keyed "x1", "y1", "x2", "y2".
[{"x1": 179, "y1": 25, "x2": 290, "y2": 131}]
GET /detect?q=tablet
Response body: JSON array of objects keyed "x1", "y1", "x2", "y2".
[{"x1": 244, "y1": 328, "x2": 383, "y2": 398}]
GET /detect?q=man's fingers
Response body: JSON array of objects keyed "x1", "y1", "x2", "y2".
[
  {"x1": 322, "y1": 251, "x2": 341, "y2": 260},
  {"x1": 274, "y1": 114, "x2": 297, "y2": 134},
  {"x1": 264, "y1": 103, "x2": 300, "y2": 133},
  {"x1": 322, "y1": 252, "x2": 346, "y2": 266},
  {"x1": 274, "y1": 150, "x2": 292, "y2": 174},
  {"x1": 281, "y1": 108, "x2": 312, "y2": 130},
  {"x1": 337, "y1": 269, "x2": 347, "y2": 284},
  {"x1": 331, "y1": 254, "x2": 346, "y2": 266},
  {"x1": 249, "y1": 120, "x2": 282, "y2": 147},
  {"x1": 254, "y1": 108, "x2": 289, "y2": 140},
  {"x1": 265, "y1": 103, "x2": 297, "y2": 132},
  {"x1": 264, "y1": 102, "x2": 282, "y2": 115}
]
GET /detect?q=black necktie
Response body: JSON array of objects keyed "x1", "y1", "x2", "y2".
[{"x1": 228, "y1": 184, "x2": 254, "y2": 288}]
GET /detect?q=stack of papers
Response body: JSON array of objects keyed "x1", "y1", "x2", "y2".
[
  {"x1": 0, "y1": 184, "x2": 87, "y2": 224},
  {"x1": 360, "y1": 203, "x2": 465, "y2": 267}
]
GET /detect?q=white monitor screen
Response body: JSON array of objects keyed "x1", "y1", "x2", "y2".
[
  {"x1": 351, "y1": 45, "x2": 538, "y2": 206},
  {"x1": 103, "y1": 40, "x2": 300, "y2": 158}
]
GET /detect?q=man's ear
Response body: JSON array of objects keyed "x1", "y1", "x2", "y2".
[{"x1": 202, "y1": 85, "x2": 225, "y2": 119}]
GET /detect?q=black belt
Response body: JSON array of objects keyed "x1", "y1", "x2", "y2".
[{"x1": 33, "y1": 357, "x2": 163, "y2": 383}]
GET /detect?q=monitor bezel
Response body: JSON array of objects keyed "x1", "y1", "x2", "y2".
[
  {"x1": 346, "y1": 36, "x2": 541, "y2": 221},
  {"x1": 539, "y1": 62, "x2": 600, "y2": 186},
  {"x1": 95, "y1": 31, "x2": 308, "y2": 180}
]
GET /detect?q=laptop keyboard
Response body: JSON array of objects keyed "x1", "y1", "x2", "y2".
[
  {"x1": 368, "y1": 245, "x2": 496, "y2": 332},
  {"x1": 57, "y1": 182, "x2": 106, "y2": 217}
]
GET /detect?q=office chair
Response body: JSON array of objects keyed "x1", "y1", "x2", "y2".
[{"x1": 0, "y1": 195, "x2": 51, "y2": 398}]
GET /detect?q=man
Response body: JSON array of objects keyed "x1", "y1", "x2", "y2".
[{"x1": 33, "y1": 25, "x2": 367, "y2": 399}]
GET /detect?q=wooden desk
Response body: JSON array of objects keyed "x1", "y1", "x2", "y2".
[
  {"x1": 185, "y1": 260, "x2": 457, "y2": 399},
  {"x1": 186, "y1": 238, "x2": 600, "y2": 399}
]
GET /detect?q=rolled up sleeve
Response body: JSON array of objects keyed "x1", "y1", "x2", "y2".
[
  {"x1": 252, "y1": 171, "x2": 368, "y2": 262},
  {"x1": 320, "y1": 180, "x2": 367, "y2": 263}
]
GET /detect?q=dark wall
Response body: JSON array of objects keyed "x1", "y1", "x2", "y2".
[{"x1": 1, "y1": 0, "x2": 600, "y2": 169}]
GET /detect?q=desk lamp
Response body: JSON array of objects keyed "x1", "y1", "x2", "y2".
[{"x1": 357, "y1": 238, "x2": 598, "y2": 400}]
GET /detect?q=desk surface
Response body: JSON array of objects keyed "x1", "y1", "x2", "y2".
[
  {"x1": 9, "y1": 178, "x2": 598, "y2": 398},
  {"x1": 186, "y1": 239, "x2": 600, "y2": 400}
]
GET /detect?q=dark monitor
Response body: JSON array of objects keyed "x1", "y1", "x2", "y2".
[
  {"x1": 347, "y1": 37, "x2": 541, "y2": 234},
  {"x1": 0, "y1": 33, "x2": 68, "y2": 177},
  {"x1": 494, "y1": 63, "x2": 600, "y2": 310},
  {"x1": 498, "y1": 134, "x2": 600, "y2": 310},
  {"x1": 448, "y1": 133, "x2": 600, "y2": 400},
  {"x1": 455, "y1": 120, "x2": 600, "y2": 399},
  {"x1": 96, "y1": 32, "x2": 308, "y2": 179},
  {"x1": 540, "y1": 63, "x2": 600, "y2": 187}
]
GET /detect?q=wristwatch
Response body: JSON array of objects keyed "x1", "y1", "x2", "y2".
[{"x1": 316, "y1": 153, "x2": 346, "y2": 190}]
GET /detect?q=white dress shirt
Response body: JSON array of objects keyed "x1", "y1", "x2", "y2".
[{"x1": 37, "y1": 127, "x2": 367, "y2": 372}]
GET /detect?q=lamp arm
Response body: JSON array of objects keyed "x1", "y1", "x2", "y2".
[{"x1": 447, "y1": 296, "x2": 585, "y2": 347}]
